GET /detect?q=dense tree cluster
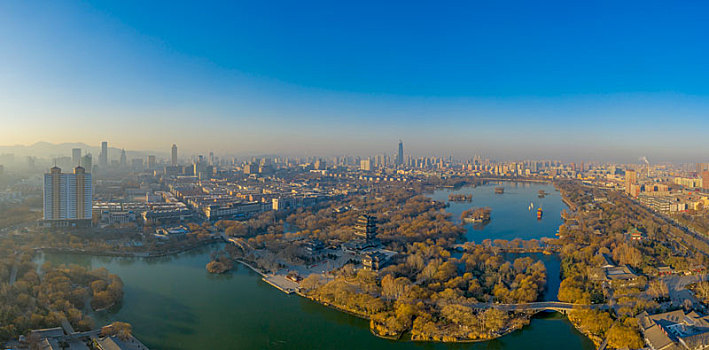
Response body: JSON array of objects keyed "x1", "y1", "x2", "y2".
[
  {"x1": 100, "y1": 321, "x2": 133, "y2": 341},
  {"x1": 689, "y1": 280, "x2": 709, "y2": 305},
  {"x1": 206, "y1": 250, "x2": 234, "y2": 274},
  {"x1": 0, "y1": 198, "x2": 42, "y2": 228},
  {"x1": 553, "y1": 180, "x2": 704, "y2": 348},
  {"x1": 302, "y1": 240, "x2": 546, "y2": 341},
  {"x1": 674, "y1": 211, "x2": 709, "y2": 237},
  {"x1": 0, "y1": 241, "x2": 124, "y2": 342},
  {"x1": 204, "y1": 182, "x2": 552, "y2": 342}
]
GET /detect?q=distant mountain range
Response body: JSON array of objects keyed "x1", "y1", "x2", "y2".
[{"x1": 0, "y1": 142, "x2": 159, "y2": 161}]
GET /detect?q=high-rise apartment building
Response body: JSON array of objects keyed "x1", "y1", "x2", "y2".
[
  {"x1": 625, "y1": 169, "x2": 637, "y2": 195},
  {"x1": 703, "y1": 171, "x2": 709, "y2": 190},
  {"x1": 171, "y1": 144, "x2": 178, "y2": 166},
  {"x1": 100, "y1": 141, "x2": 108, "y2": 168},
  {"x1": 82, "y1": 154, "x2": 92, "y2": 173},
  {"x1": 72, "y1": 148, "x2": 81, "y2": 167},
  {"x1": 131, "y1": 158, "x2": 144, "y2": 170},
  {"x1": 43, "y1": 166, "x2": 92, "y2": 226},
  {"x1": 147, "y1": 155, "x2": 157, "y2": 169},
  {"x1": 360, "y1": 158, "x2": 372, "y2": 171}
]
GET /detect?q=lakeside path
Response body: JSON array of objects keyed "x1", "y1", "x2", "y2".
[{"x1": 31, "y1": 237, "x2": 221, "y2": 259}]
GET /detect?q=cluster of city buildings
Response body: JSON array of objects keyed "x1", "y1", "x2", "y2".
[
  {"x1": 623, "y1": 163, "x2": 709, "y2": 214},
  {"x1": 27, "y1": 139, "x2": 709, "y2": 230}
]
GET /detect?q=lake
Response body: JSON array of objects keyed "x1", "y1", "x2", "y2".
[
  {"x1": 37, "y1": 246, "x2": 592, "y2": 350},
  {"x1": 35, "y1": 181, "x2": 593, "y2": 349},
  {"x1": 431, "y1": 181, "x2": 566, "y2": 242}
]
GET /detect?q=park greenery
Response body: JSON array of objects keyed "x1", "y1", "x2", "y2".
[
  {"x1": 100, "y1": 321, "x2": 133, "y2": 341},
  {"x1": 0, "y1": 241, "x2": 125, "y2": 342},
  {"x1": 300, "y1": 242, "x2": 547, "y2": 341},
  {"x1": 206, "y1": 250, "x2": 234, "y2": 274},
  {"x1": 0, "y1": 198, "x2": 42, "y2": 229},
  {"x1": 460, "y1": 207, "x2": 491, "y2": 223},
  {"x1": 553, "y1": 180, "x2": 709, "y2": 348},
  {"x1": 213, "y1": 182, "x2": 549, "y2": 342},
  {"x1": 5, "y1": 175, "x2": 707, "y2": 347}
]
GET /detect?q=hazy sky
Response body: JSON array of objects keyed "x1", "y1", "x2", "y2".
[{"x1": 1, "y1": 1, "x2": 708, "y2": 161}]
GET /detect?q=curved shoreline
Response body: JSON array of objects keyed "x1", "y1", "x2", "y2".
[
  {"x1": 32, "y1": 237, "x2": 220, "y2": 258},
  {"x1": 35, "y1": 179, "x2": 592, "y2": 346},
  {"x1": 230, "y1": 259, "x2": 534, "y2": 343}
]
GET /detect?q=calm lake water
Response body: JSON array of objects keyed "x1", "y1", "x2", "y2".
[
  {"x1": 35, "y1": 181, "x2": 593, "y2": 349},
  {"x1": 37, "y1": 246, "x2": 592, "y2": 350},
  {"x1": 431, "y1": 181, "x2": 566, "y2": 242}
]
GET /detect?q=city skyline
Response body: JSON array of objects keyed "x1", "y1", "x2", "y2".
[
  {"x1": 0, "y1": 139, "x2": 706, "y2": 165},
  {"x1": 2, "y1": 1, "x2": 709, "y2": 161}
]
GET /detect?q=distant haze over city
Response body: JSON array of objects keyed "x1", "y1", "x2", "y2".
[{"x1": 0, "y1": 140, "x2": 703, "y2": 165}]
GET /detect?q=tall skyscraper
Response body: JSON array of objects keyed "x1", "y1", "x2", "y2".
[
  {"x1": 147, "y1": 155, "x2": 156, "y2": 169},
  {"x1": 120, "y1": 149, "x2": 127, "y2": 168},
  {"x1": 396, "y1": 140, "x2": 404, "y2": 166},
  {"x1": 171, "y1": 144, "x2": 178, "y2": 166},
  {"x1": 100, "y1": 141, "x2": 108, "y2": 168},
  {"x1": 72, "y1": 148, "x2": 81, "y2": 167},
  {"x1": 82, "y1": 153, "x2": 93, "y2": 173},
  {"x1": 43, "y1": 166, "x2": 92, "y2": 226},
  {"x1": 702, "y1": 171, "x2": 709, "y2": 190}
]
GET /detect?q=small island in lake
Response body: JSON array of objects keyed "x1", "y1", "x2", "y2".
[
  {"x1": 207, "y1": 251, "x2": 234, "y2": 274},
  {"x1": 206, "y1": 258, "x2": 233, "y2": 274},
  {"x1": 461, "y1": 207, "x2": 492, "y2": 223},
  {"x1": 448, "y1": 193, "x2": 472, "y2": 202}
]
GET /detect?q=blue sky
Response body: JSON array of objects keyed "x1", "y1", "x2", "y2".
[{"x1": 0, "y1": 0, "x2": 708, "y2": 161}]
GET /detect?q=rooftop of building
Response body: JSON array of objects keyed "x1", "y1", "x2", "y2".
[{"x1": 639, "y1": 310, "x2": 709, "y2": 350}]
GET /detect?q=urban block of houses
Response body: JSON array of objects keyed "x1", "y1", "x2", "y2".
[
  {"x1": 14, "y1": 326, "x2": 149, "y2": 350},
  {"x1": 639, "y1": 310, "x2": 709, "y2": 350}
]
